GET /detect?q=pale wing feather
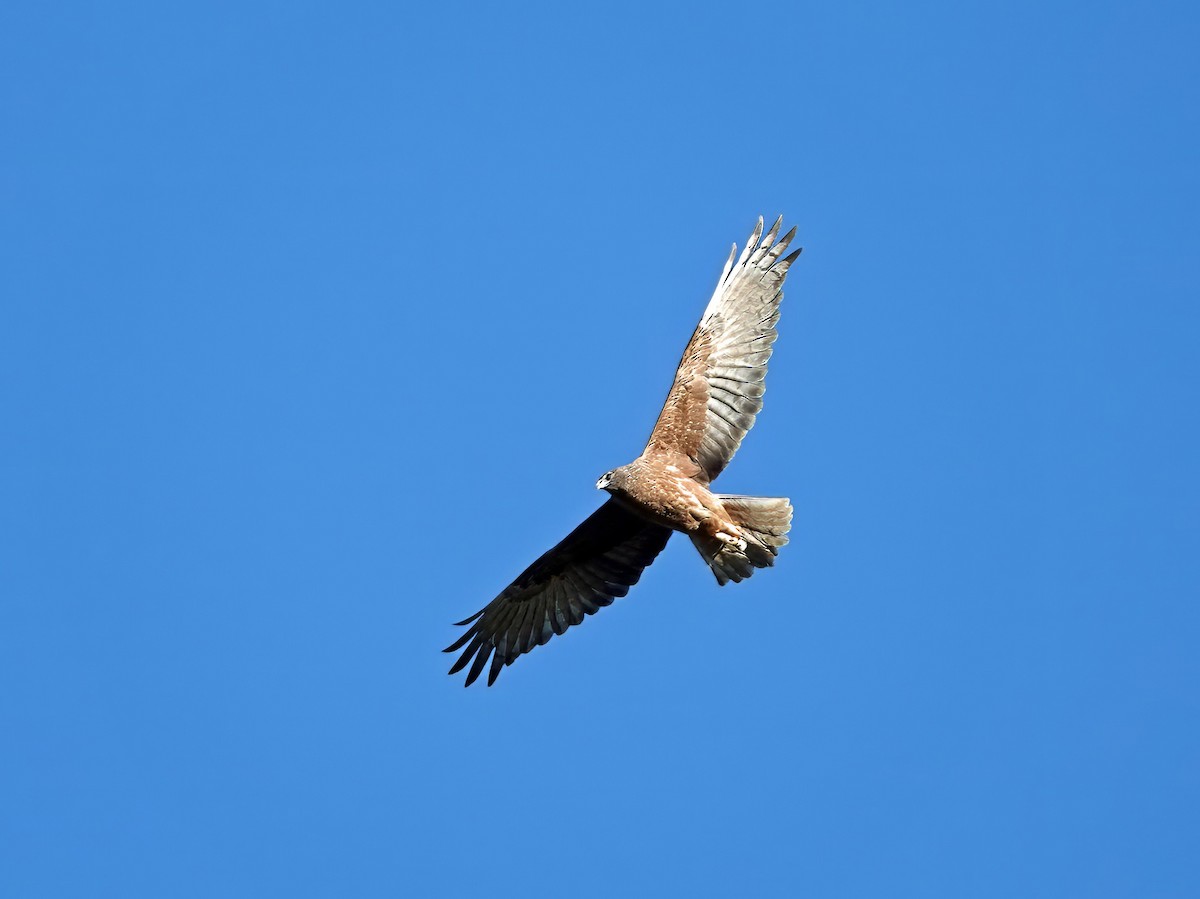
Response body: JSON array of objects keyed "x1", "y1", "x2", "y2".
[{"x1": 645, "y1": 216, "x2": 801, "y2": 481}]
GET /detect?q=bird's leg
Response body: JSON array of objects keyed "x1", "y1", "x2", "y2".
[
  {"x1": 698, "y1": 515, "x2": 747, "y2": 553},
  {"x1": 714, "y1": 531, "x2": 748, "y2": 553}
]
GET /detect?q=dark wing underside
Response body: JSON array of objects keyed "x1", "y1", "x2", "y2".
[
  {"x1": 644, "y1": 216, "x2": 801, "y2": 482},
  {"x1": 445, "y1": 500, "x2": 672, "y2": 686}
]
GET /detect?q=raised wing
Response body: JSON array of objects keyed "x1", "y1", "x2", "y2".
[
  {"x1": 644, "y1": 216, "x2": 801, "y2": 482},
  {"x1": 444, "y1": 500, "x2": 672, "y2": 687}
]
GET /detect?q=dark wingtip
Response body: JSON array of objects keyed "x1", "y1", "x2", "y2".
[
  {"x1": 447, "y1": 632, "x2": 484, "y2": 674},
  {"x1": 464, "y1": 644, "x2": 491, "y2": 686},
  {"x1": 443, "y1": 624, "x2": 479, "y2": 653}
]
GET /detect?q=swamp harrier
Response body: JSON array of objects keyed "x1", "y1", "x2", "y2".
[{"x1": 446, "y1": 216, "x2": 801, "y2": 686}]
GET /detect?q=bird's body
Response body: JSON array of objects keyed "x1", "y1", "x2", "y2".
[
  {"x1": 446, "y1": 216, "x2": 802, "y2": 686},
  {"x1": 597, "y1": 457, "x2": 712, "y2": 535},
  {"x1": 598, "y1": 458, "x2": 793, "y2": 588}
]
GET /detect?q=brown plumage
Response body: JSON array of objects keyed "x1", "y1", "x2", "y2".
[{"x1": 446, "y1": 216, "x2": 801, "y2": 686}]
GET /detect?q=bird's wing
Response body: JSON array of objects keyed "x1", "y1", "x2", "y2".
[
  {"x1": 444, "y1": 499, "x2": 672, "y2": 687},
  {"x1": 644, "y1": 216, "x2": 801, "y2": 482}
]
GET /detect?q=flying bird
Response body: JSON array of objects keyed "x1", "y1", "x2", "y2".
[{"x1": 445, "y1": 216, "x2": 802, "y2": 686}]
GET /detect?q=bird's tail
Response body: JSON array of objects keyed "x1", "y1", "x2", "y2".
[{"x1": 690, "y1": 495, "x2": 793, "y2": 586}]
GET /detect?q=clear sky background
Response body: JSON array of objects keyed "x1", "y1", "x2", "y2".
[{"x1": 3, "y1": 1, "x2": 1198, "y2": 896}]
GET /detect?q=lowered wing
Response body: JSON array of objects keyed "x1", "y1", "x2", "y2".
[{"x1": 445, "y1": 500, "x2": 672, "y2": 686}]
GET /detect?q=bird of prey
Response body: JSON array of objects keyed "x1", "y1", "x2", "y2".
[{"x1": 445, "y1": 216, "x2": 801, "y2": 686}]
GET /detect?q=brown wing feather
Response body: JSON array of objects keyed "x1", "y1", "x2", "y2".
[
  {"x1": 644, "y1": 216, "x2": 801, "y2": 482},
  {"x1": 444, "y1": 500, "x2": 672, "y2": 686}
]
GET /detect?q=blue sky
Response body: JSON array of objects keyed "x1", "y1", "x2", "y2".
[{"x1": 3, "y1": 1, "x2": 1198, "y2": 896}]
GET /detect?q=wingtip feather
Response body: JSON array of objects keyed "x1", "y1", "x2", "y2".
[
  {"x1": 737, "y1": 218, "x2": 763, "y2": 268},
  {"x1": 762, "y1": 215, "x2": 782, "y2": 248},
  {"x1": 716, "y1": 242, "x2": 737, "y2": 287},
  {"x1": 464, "y1": 645, "x2": 491, "y2": 686},
  {"x1": 452, "y1": 610, "x2": 484, "y2": 628},
  {"x1": 767, "y1": 225, "x2": 798, "y2": 264},
  {"x1": 487, "y1": 648, "x2": 505, "y2": 686},
  {"x1": 444, "y1": 621, "x2": 482, "y2": 653}
]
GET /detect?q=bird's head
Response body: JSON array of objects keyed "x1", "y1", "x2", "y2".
[{"x1": 596, "y1": 470, "x2": 616, "y2": 492}]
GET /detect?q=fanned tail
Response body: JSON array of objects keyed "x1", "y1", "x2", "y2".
[{"x1": 690, "y1": 495, "x2": 793, "y2": 586}]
